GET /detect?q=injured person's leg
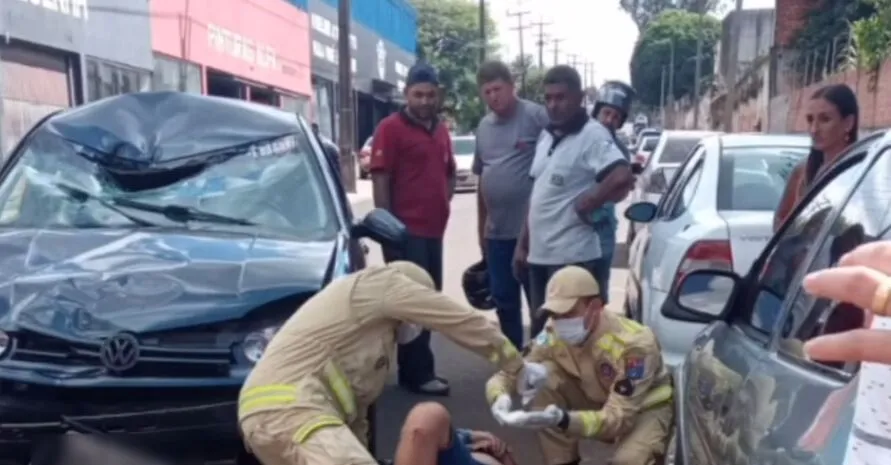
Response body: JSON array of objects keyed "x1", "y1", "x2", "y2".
[{"x1": 394, "y1": 402, "x2": 515, "y2": 465}]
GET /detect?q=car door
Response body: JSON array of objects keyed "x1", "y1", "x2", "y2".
[
  {"x1": 751, "y1": 140, "x2": 891, "y2": 465},
  {"x1": 640, "y1": 145, "x2": 707, "y2": 292},
  {"x1": 677, "y1": 139, "x2": 877, "y2": 465}
]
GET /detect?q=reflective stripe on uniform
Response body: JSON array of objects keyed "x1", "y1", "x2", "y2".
[
  {"x1": 292, "y1": 414, "x2": 344, "y2": 444},
  {"x1": 322, "y1": 362, "x2": 357, "y2": 418},
  {"x1": 596, "y1": 335, "x2": 624, "y2": 359},
  {"x1": 488, "y1": 339, "x2": 520, "y2": 365},
  {"x1": 486, "y1": 383, "x2": 507, "y2": 404},
  {"x1": 239, "y1": 385, "x2": 299, "y2": 417},
  {"x1": 641, "y1": 384, "x2": 673, "y2": 410},
  {"x1": 577, "y1": 411, "x2": 602, "y2": 437}
]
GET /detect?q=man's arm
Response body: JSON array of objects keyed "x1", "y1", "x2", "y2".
[
  {"x1": 574, "y1": 137, "x2": 633, "y2": 221},
  {"x1": 484, "y1": 333, "x2": 550, "y2": 404},
  {"x1": 473, "y1": 143, "x2": 487, "y2": 253},
  {"x1": 370, "y1": 123, "x2": 394, "y2": 210},
  {"x1": 446, "y1": 135, "x2": 457, "y2": 200},
  {"x1": 382, "y1": 273, "x2": 524, "y2": 375}
]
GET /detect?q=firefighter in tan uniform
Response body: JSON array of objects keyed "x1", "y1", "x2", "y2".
[
  {"x1": 485, "y1": 266, "x2": 674, "y2": 465},
  {"x1": 238, "y1": 261, "x2": 547, "y2": 465}
]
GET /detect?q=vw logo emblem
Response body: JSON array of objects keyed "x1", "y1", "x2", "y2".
[{"x1": 99, "y1": 333, "x2": 140, "y2": 372}]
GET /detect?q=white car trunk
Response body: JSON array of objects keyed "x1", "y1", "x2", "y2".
[{"x1": 719, "y1": 210, "x2": 775, "y2": 275}]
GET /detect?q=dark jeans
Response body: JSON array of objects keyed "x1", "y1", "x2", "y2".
[
  {"x1": 527, "y1": 257, "x2": 613, "y2": 338},
  {"x1": 486, "y1": 238, "x2": 531, "y2": 349},
  {"x1": 383, "y1": 234, "x2": 442, "y2": 386}
]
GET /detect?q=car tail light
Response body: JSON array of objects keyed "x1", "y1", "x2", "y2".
[
  {"x1": 645, "y1": 168, "x2": 669, "y2": 194},
  {"x1": 673, "y1": 240, "x2": 734, "y2": 290}
]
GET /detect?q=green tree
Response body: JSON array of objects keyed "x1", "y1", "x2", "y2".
[
  {"x1": 629, "y1": 9, "x2": 721, "y2": 107},
  {"x1": 509, "y1": 54, "x2": 545, "y2": 103},
  {"x1": 620, "y1": 0, "x2": 723, "y2": 31},
  {"x1": 412, "y1": 0, "x2": 498, "y2": 132}
]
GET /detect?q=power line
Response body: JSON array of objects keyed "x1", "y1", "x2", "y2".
[
  {"x1": 529, "y1": 18, "x2": 551, "y2": 69},
  {"x1": 507, "y1": 7, "x2": 531, "y2": 97},
  {"x1": 550, "y1": 37, "x2": 564, "y2": 66}
]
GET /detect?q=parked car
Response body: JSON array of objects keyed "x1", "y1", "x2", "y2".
[
  {"x1": 451, "y1": 135, "x2": 478, "y2": 192},
  {"x1": 666, "y1": 130, "x2": 886, "y2": 465},
  {"x1": 358, "y1": 135, "x2": 373, "y2": 179},
  {"x1": 627, "y1": 130, "x2": 719, "y2": 244},
  {"x1": 0, "y1": 92, "x2": 405, "y2": 465},
  {"x1": 632, "y1": 134, "x2": 660, "y2": 166},
  {"x1": 622, "y1": 134, "x2": 811, "y2": 368},
  {"x1": 633, "y1": 127, "x2": 661, "y2": 147}
]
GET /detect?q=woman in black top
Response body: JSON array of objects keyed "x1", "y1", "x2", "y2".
[{"x1": 774, "y1": 84, "x2": 859, "y2": 231}]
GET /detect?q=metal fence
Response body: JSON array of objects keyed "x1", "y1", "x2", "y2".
[{"x1": 786, "y1": 30, "x2": 854, "y2": 90}]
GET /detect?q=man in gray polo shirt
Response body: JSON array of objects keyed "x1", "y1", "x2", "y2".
[
  {"x1": 472, "y1": 60, "x2": 548, "y2": 348},
  {"x1": 514, "y1": 66, "x2": 633, "y2": 334}
]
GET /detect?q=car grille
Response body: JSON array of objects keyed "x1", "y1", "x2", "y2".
[{"x1": 10, "y1": 331, "x2": 232, "y2": 378}]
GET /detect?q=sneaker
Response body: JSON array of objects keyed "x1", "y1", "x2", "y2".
[{"x1": 403, "y1": 377, "x2": 450, "y2": 396}]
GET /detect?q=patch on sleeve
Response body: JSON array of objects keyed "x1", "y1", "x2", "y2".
[
  {"x1": 613, "y1": 378, "x2": 634, "y2": 397},
  {"x1": 624, "y1": 356, "x2": 645, "y2": 380},
  {"x1": 599, "y1": 362, "x2": 616, "y2": 381},
  {"x1": 534, "y1": 330, "x2": 550, "y2": 347}
]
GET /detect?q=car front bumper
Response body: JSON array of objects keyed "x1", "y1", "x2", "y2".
[{"x1": 0, "y1": 383, "x2": 242, "y2": 464}]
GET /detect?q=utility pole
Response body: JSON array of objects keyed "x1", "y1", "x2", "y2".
[
  {"x1": 660, "y1": 66, "x2": 667, "y2": 127},
  {"x1": 479, "y1": 0, "x2": 486, "y2": 65},
  {"x1": 692, "y1": 0, "x2": 705, "y2": 129},
  {"x1": 551, "y1": 37, "x2": 564, "y2": 65},
  {"x1": 530, "y1": 18, "x2": 551, "y2": 69},
  {"x1": 508, "y1": 8, "x2": 530, "y2": 97},
  {"x1": 337, "y1": 0, "x2": 355, "y2": 192},
  {"x1": 668, "y1": 39, "x2": 675, "y2": 106},
  {"x1": 722, "y1": 0, "x2": 744, "y2": 132}
]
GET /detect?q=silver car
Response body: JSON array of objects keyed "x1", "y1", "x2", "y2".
[{"x1": 452, "y1": 135, "x2": 478, "y2": 192}]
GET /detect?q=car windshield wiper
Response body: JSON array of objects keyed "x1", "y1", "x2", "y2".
[
  {"x1": 54, "y1": 183, "x2": 255, "y2": 226},
  {"x1": 53, "y1": 183, "x2": 161, "y2": 227}
]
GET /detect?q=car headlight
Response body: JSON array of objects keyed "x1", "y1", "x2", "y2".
[{"x1": 242, "y1": 326, "x2": 279, "y2": 364}]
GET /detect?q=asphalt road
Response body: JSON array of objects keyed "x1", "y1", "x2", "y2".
[{"x1": 353, "y1": 182, "x2": 631, "y2": 465}]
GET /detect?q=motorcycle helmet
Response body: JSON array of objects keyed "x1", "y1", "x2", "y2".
[
  {"x1": 592, "y1": 80, "x2": 636, "y2": 127},
  {"x1": 462, "y1": 260, "x2": 495, "y2": 310}
]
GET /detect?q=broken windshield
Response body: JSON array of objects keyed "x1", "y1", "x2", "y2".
[{"x1": 0, "y1": 129, "x2": 338, "y2": 240}]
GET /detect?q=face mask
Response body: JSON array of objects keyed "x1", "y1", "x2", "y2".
[
  {"x1": 396, "y1": 323, "x2": 423, "y2": 344},
  {"x1": 552, "y1": 316, "x2": 589, "y2": 345}
]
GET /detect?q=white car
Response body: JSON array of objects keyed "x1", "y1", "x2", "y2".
[
  {"x1": 451, "y1": 135, "x2": 478, "y2": 191},
  {"x1": 622, "y1": 133, "x2": 810, "y2": 368},
  {"x1": 627, "y1": 130, "x2": 719, "y2": 244},
  {"x1": 631, "y1": 135, "x2": 659, "y2": 166}
]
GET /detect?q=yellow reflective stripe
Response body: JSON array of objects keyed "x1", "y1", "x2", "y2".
[
  {"x1": 596, "y1": 335, "x2": 624, "y2": 359},
  {"x1": 238, "y1": 385, "x2": 300, "y2": 417},
  {"x1": 486, "y1": 384, "x2": 507, "y2": 404},
  {"x1": 641, "y1": 385, "x2": 673, "y2": 410},
  {"x1": 489, "y1": 339, "x2": 520, "y2": 365},
  {"x1": 323, "y1": 363, "x2": 357, "y2": 418},
  {"x1": 619, "y1": 319, "x2": 643, "y2": 334},
  {"x1": 578, "y1": 411, "x2": 602, "y2": 437},
  {"x1": 292, "y1": 415, "x2": 344, "y2": 444},
  {"x1": 240, "y1": 385, "x2": 298, "y2": 405}
]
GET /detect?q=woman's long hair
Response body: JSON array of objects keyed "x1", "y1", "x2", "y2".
[{"x1": 804, "y1": 84, "x2": 860, "y2": 187}]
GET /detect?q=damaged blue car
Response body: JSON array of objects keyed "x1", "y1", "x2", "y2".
[{"x1": 0, "y1": 92, "x2": 404, "y2": 464}]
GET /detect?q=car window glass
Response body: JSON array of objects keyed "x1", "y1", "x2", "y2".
[
  {"x1": 775, "y1": 147, "x2": 891, "y2": 372},
  {"x1": 719, "y1": 146, "x2": 809, "y2": 211},
  {"x1": 642, "y1": 137, "x2": 658, "y2": 151},
  {"x1": 735, "y1": 155, "x2": 867, "y2": 335},
  {"x1": 657, "y1": 136, "x2": 702, "y2": 164},
  {"x1": 670, "y1": 162, "x2": 704, "y2": 219},
  {"x1": 657, "y1": 146, "x2": 704, "y2": 217}
]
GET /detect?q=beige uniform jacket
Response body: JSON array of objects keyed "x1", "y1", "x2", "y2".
[
  {"x1": 486, "y1": 312, "x2": 672, "y2": 440},
  {"x1": 239, "y1": 266, "x2": 523, "y2": 442}
]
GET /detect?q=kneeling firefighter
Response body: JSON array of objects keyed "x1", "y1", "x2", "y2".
[{"x1": 238, "y1": 261, "x2": 547, "y2": 465}]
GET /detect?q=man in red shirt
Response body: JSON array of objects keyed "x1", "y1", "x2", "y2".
[{"x1": 370, "y1": 63, "x2": 455, "y2": 396}]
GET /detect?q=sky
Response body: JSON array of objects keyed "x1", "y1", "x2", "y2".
[{"x1": 487, "y1": 0, "x2": 777, "y2": 88}]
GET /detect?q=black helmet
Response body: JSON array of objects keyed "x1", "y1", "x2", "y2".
[
  {"x1": 462, "y1": 260, "x2": 495, "y2": 310},
  {"x1": 592, "y1": 80, "x2": 636, "y2": 126}
]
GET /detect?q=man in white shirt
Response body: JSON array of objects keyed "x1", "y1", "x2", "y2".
[{"x1": 513, "y1": 66, "x2": 634, "y2": 329}]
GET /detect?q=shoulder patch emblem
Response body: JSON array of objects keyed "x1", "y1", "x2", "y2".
[
  {"x1": 599, "y1": 362, "x2": 616, "y2": 380},
  {"x1": 625, "y1": 356, "x2": 645, "y2": 380},
  {"x1": 613, "y1": 378, "x2": 634, "y2": 397}
]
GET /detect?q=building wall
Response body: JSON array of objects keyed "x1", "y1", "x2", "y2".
[
  {"x1": 151, "y1": 0, "x2": 313, "y2": 97},
  {"x1": 315, "y1": 0, "x2": 417, "y2": 54},
  {"x1": 718, "y1": 9, "x2": 775, "y2": 80},
  {"x1": 775, "y1": 0, "x2": 810, "y2": 47}
]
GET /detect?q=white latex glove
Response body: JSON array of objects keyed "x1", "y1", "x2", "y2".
[
  {"x1": 517, "y1": 361, "x2": 549, "y2": 406},
  {"x1": 490, "y1": 394, "x2": 513, "y2": 425},
  {"x1": 502, "y1": 405, "x2": 566, "y2": 430}
]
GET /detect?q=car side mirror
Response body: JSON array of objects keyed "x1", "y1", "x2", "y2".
[
  {"x1": 352, "y1": 208, "x2": 407, "y2": 247},
  {"x1": 669, "y1": 269, "x2": 740, "y2": 323},
  {"x1": 624, "y1": 202, "x2": 658, "y2": 223}
]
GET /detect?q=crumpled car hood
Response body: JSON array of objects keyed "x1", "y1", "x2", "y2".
[{"x1": 0, "y1": 229, "x2": 335, "y2": 337}]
